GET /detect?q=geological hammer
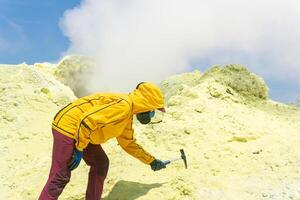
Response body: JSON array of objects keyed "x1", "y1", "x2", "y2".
[{"x1": 163, "y1": 149, "x2": 187, "y2": 169}]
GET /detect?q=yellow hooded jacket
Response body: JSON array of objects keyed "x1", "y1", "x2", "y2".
[{"x1": 52, "y1": 82, "x2": 164, "y2": 164}]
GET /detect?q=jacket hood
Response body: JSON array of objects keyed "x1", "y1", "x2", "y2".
[{"x1": 129, "y1": 82, "x2": 164, "y2": 114}]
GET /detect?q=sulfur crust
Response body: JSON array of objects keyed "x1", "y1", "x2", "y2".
[{"x1": 1, "y1": 59, "x2": 300, "y2": 200}]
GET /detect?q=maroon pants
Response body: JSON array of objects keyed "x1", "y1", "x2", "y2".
[{"x1": 39, "y1": 129, "x2": 109, "y2": 200}]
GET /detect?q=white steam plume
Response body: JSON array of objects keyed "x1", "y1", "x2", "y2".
[{"x1": 60, "y1": 0, "x2": 300, "y2": 97}]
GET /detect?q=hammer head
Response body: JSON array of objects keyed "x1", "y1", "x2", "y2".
[{"x1": 180, "y1": 149, "x2": 187, "y2": 169}]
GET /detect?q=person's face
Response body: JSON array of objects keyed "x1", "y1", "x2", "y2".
[{"x1": 136, "y1": 111, "x2": 155, "y2": 124}]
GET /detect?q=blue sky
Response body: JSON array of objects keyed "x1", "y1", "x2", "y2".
[{"x1": 0, "y1": 0, "x2": 80, "y2": 64}]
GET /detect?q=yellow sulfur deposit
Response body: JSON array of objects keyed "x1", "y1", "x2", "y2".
[
  {"x1": 53, "y1": 55, "x2": 94, "y2": 97},
  {"x1": 1, "y1": 58, "x2": 300, "y2": 200}
]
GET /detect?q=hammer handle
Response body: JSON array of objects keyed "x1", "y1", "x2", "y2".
[
  {"x1": 163, "y1": 160, "x2": 171, "y2": 165},
  {"x1": 163, "y1": 157, "x2": 181, "y2": 165}
]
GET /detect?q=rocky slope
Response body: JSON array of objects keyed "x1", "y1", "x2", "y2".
[
  {"x1": 1, "y1": 58, "x2": 300, "y2": 200},
  {"x1": 0, "y1": 63, "x2": 76, "y2": 200}
]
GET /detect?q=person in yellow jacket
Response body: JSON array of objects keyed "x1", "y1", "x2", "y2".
[{"x1": 38, "y1": 82, "x2": 167, "y2": 200}]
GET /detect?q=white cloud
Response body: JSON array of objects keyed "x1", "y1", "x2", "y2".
[{"x1": 60, "y1": 0, "x2": 300, "y2": 94}]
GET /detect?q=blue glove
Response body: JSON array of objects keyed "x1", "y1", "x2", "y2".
[
  {"x1": 68, "y1": 149, "x2": 83, "y2": 171},
  {"x1": 150, "y1": 159, "x2": 166, "y2": 171}
]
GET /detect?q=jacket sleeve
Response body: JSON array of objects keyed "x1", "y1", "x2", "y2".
[
  {"x1": 116, "y1": 124, "x2": 155, "y2": 165},
  {"x1": 75, "y1": 99, "x2": 130, "y2": 151}
]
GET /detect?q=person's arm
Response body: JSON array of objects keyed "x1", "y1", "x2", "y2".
[
  {"x1": 116, "y1": 124, "x2": 155, "y2": 164},
  {"x1": 74, "y1": 99, "x2": 130, "y2": 151}
]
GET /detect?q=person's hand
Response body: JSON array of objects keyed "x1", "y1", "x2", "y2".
[
  {"x1": 150, "y1": 159, "x2": 166, "y2": 171},
  {"x1": 68, "y1": 149, "x2": 83, "y2": 171}
]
